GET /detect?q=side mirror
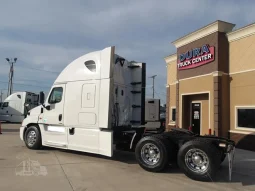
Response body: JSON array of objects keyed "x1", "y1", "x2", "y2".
[
  {"x1": 24, "y1": 103, "x2": 29, "y2": 107},
  {"x1": 45, "y1": 105, "x2": 51, "y2": 110},
  {"x1": 39, "y1": 91, "x2": 45, "y2": 105}
]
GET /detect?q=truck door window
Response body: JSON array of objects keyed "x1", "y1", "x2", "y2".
[
  {"x1": 48, "y1": 87, "x2": 63, "y2": 104},
  {"x1": 2, "y1": 102, "x2": 9, "y2": 107}
]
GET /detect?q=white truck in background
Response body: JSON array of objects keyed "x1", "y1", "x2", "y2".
[
  {"x1": 20, "y1": 46, "x2": 235, "y2": 181},
  {"x1": 0, "y1": 92, "x2": 39, "y2": 123}
]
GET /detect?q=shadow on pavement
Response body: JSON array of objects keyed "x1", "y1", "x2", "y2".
[
  {"x1": 1, "y1": 122, "x2": 21, "y2": 132},
  {"x1": 1, "y1": 122, "x2": 21, "y2": 124},
  {"x1": 2, "y1": 129, "x2": 20, "y2": 132},
  {"x1": 39, "y1": 146, "x2": 255, "y2": 186},
  {"x1": 212, "y1": 160, "x2": 255, "y2": 186},
  {"x1": 42, "y1": 146, "x2": 139, "y2": 164}
]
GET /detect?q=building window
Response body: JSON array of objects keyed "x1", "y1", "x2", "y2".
[
  {"x1": 169, "y1": 107, "x2": 176, "y2": 123},
  {"x1": 172, "y1": 108, "x2": 176, "y2": 121},
  {"x1": 48, "y1": 87, "x2": 63, "y2": 104},
  {"x1": 236, "y1": 107, "x2": 255, "y2": 129}
]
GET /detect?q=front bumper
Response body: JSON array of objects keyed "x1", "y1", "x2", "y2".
[{"x1": 20, "y1": 126, "x2": 25, "y2": 141}]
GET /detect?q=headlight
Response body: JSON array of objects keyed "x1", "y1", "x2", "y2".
[{"x1": 219, "y1": 143, "x2": 226, "y2": 147}]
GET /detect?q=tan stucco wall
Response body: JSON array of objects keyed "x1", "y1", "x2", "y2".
[
  {"x1": 168, "y1": 84, "x2": 176, "y2": 124},
  {"x1": 201, "y1": 99, "x2": 209, "y2": 135},
  {"x1": 230, "y1": 70, "x2": 255, "y2": 131},
  {"x1": 167, "y1": 60, "x2": 177, "y2": 85},
  {"x1": 229, "y1": 34, "x2": 255, "y2": 73},
  {"x1": 178, "y1": 75, "x2": 214, "y2": 133}
]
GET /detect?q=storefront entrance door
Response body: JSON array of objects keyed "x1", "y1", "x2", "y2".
[{"x1": 191, "y1": 103, "x2": 201, "y2": 135}]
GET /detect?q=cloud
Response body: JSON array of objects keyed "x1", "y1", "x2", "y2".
[{"x1": 1, "y1": 0, "x2": 255, "y2": 103}]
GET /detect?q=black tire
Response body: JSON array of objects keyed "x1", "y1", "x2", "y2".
[
  {"x1": 152, "y1": 134, "x2": 177, "y2": 163},
  {"x1": 24, "y1": 126, "x2": 42, "y2": 150},
  {"x1": 177, "y1": 139, "x2": 221, "y2": 181},
  {"x1": 135, "y1": 135, "x2": 169, "y2": 172},
  {"x1": 221, "y1": 153, "x2": 226, "y2": 163}
]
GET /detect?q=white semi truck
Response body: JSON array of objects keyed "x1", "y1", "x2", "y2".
[
  {"x1": 20, "y1": 46, "x2": 235, "y2": 181},
  {"x1": 0, "y1": 92, "x2": 39, "y2": 123}
]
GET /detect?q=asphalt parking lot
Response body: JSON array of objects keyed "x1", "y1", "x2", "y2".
[{"x1": 0, "y1": 123, "x2": 255, "y2": 191}]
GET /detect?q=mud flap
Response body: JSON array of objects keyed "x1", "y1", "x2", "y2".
[{"x1": 228, "y1": 147, "x2": 235, "y2": 181}]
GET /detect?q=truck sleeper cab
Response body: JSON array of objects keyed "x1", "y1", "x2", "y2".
[
  {"x1": 20, "y1": 46, "x2": 235, "y2": 182},
  {"x1": 21, "y1": 46, "x2": 145, "y2": 157},
  {"x1": 0, "y1": 92, "x2": 39, "y2": 123}
]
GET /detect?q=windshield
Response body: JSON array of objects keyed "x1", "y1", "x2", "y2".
[{"x1": 2, "y1": 102, "x2": 9, "y2": 107}]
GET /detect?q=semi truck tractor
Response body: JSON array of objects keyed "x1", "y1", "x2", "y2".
[
  {"x1": 20, "y1": 46, "x2": 235, "y2": 181},
  {"x1": 0, "y1": 92, "x2": 39, "y2": 123}
]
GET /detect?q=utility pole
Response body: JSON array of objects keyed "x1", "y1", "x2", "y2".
[
  {"x1": 5, "y1": 58, "x2": 17, "y2": 96},
  {"x1": 0, "y1": 90, "x2": 3, "y2": 103},
  {"x1": 149, "y1": 75, "x2": 157, "y2": 98}
]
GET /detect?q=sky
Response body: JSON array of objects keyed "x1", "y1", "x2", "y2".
[{"x1": 0, "y1": 0, "x2": 255, "y2": 104}]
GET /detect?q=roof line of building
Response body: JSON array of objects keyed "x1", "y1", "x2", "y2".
[
  {"x1": 227, "y1": 22, "x2": 255, "y2": 42},
  {"x1": 171, "y1": 20, "x2": 235, "y2": 48}
]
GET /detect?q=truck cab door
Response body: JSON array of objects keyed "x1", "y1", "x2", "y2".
[{"x1": 41, "y1": 84, "x2": 67, "y2": 148}]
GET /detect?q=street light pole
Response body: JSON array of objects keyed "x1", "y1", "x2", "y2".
[
  {"x1": 0, "y1": 90, "x2": 3, "y2": 103},
  {"x1": 6, "y1": 58, "x2": 17, "y2": 96},
  {"x1": 149, "y1": 75, "x2": 157, "y2": 98}
]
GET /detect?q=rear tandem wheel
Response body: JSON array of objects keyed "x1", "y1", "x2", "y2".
[
  {"x1": 177, "y1": 139, "x2": 222, "y2": 181},
  {"x1": 135, "y1": 135, "x2": 172, "y2": 172}
]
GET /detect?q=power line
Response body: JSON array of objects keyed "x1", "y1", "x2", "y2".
[
  {"x1": 15, "y1": 65, "x2": 60, "y2": 74},
  {"x1": 0, "y1": 88, "x2": 49, "y2": 93},
  {"x1": 1, "y1": 63, "x2": 59, "y2": 74},
  {"x1": 155, "y1": 91, "x2": 166, "y2": 103},
  {"x1": 0, "y1": 81, "x2": 51, "y2": 89},
  {"x1": 14, "y1": 77, "x2": 53, "y2": 84}
]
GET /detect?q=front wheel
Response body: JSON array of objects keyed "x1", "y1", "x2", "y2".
[
  {"x1": 24, "y1": 126, "x2": 42, "y2": 150},
  {"x1": 135, "y1": 136, "x2": 169, "y2": 172},
  {"x1": 177, "y1": 139, "x2": 221, "y2": 181}
]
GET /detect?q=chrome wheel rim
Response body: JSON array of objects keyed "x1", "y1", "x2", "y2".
[
  {"x1": 27, "y1": 131, "x2": 37, "y2": 147},
  {"x1": 185, "y1": 149, "x2": 209, "y2": 174},
  {"x1": 141, "y1": 143, "x2": 160, "y2": 165}
]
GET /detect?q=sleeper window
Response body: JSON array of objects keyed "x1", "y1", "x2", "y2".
[
  {"x1": 85, "y1": 60, "x2": 96, "y2": 72},
  {"x1": 48, "y1": 87, "x2": 63, "y2": 104}
]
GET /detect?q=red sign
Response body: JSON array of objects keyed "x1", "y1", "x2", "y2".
[{"x1": 177, "y1": 45, "x2": 215, "y2": 70}]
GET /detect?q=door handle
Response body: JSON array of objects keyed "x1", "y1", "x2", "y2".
[
  {"x1": 69, "y1": 128, "x2": 75, "y2": 135},
  {"x1": 59, "y1": 114, "x2": 62, "y2": 121}
]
